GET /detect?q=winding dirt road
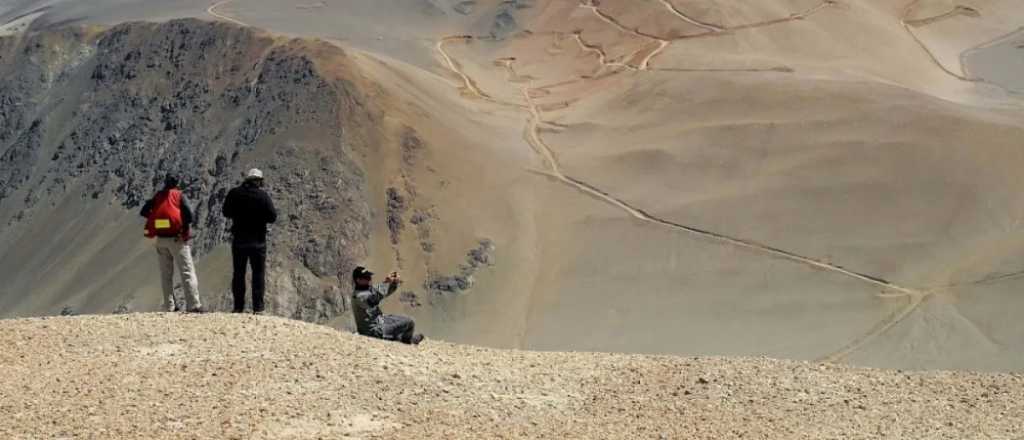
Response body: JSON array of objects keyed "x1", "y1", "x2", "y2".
[
  {"x1": 436, "y1": 36, "x2": 529, "y2": 108},
  {"x1": 206, "y1": 0, "x2": 248, "y2": 27},
  {"x1": 900, "y1": 0, "x2": 979, "y2": 82},
  {"x1": 727, "y1": 1, "x2": 834, "y2": 31},
  {"x1": 656, "y1": 0, "x2": 724, "y2": 32},
  {"x1": 208, "y1": 0, "x2": 943, "y2": 362},
  {"x1": 496, "y1": 55, "x2": 923, "y2": 295},
  {"x1": 903, "y1": 4, "x2": 979, "y2": 27},
  {"x1": 436, "y1": 1, "x2": 942, "y2": 363},
  {"x1": 517, "y1": 55, "x2": 931, "y2": 362},
  {"x1": 437, "y1": 36, "x2": 489, "y2": 98},
  {"x1": 571, "y1": 31, "x2": 638, "y2": 74},
  {"x1": 579, "y1": 0, "x2": 838, "y2": 69}
]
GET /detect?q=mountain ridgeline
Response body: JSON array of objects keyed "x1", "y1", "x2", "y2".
[{"x1": 0, "y1": 19, "x2": 384, "y2": 323}]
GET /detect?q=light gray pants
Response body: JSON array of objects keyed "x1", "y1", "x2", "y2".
[{"x1": 155, "y1": 237, "x2": 201, "y2": 311}]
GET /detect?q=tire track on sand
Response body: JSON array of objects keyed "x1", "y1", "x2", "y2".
[
  {"x1": 903, "y1": 5, "x2": 979, "y2": 27},
  {"x1": 493, "y1": 59, "x2": 922, "y2": 297},
  {"x1": 571, "y1": 31, "x2": 639, "y2": 73},
  {"x1": 900, "y1": 0, "x2": 979, "y2": 82},
  {"x1": 581, "y1": 0, "x2": 836, "y2": 69},
  {"x1": 578, "y1": 0, "x2": 669, "y2": 70},
  {"x1": 656, "y1": 0, "x2": 724, "y2": 32},
  {"x1": 207, "y1": 0, "x2": 249, "y2": 27},
  {"x1": 725, "y1": 0, "x2": 837, "y2": 32},
  {"x1": 435, "y1": 32, "x2": 930, "y2": 362},
  {"x1": 436, "y1": 36, "x2": 527, "y2": 108},
  {"x1": 213, "y1": 0, "x2": 929, "y2": 361},
  {"x1": 818, "y1": 293, "x2": 926, "y2": 363},
  {"x1": 568, "y1": 1, "x2": 931, "y2": 359}
]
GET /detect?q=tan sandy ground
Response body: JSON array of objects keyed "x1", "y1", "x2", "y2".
[{"x1": 1, "y1": 313, "x2": 1023, "y2": 439}]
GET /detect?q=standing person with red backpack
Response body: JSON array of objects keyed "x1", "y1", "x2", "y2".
[{"x1": 140, "y1": 174, "x2": 204, "y2": 313}]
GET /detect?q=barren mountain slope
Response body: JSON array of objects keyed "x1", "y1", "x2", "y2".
[
  {"x1": 2, "y1": 0, "x2": 1024, "y2": 372},
  {"x1": 0, "y1": 20, "x2": 389, "y2": 323},
  {"x1": 376, "y1": 0, "x2": 1024, "y2": 370}
]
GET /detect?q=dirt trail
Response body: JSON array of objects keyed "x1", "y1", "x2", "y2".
[
  {"x1": 509, "y1": 54, "x2": 931, "y2": 362},
  {"x1": 818, "y1": 293, "x2": 926, "y2": 362},
  {"x1": 581, "y1": 0, "x2": 1005, "y2": 89},
  {"x1": 571, "y1": 31, "x2": 638, "y2": 73},
  {"x1": 494, "y1": 57, "x2": 922, "y2": 297},
  {"x1": 638, "y1": 40, "x2": 671, "y2": 70},
  {"x1": 436, "y1": 36, "x2": 527, "y2": 108},
  {"x1": 579, "y1": 0, "x2": 668, "y2": 42},
  {"x1": 656, "y1": 0, "x2": 724, "y2": 32},
  {"x1": 578, "y1": 0, "x2": 671, "y2": 69},
  {"x1": 945, "y1": 268, "x2": 1024, "y2": 289},
  {"x1": 206, "y1": 0, "x2": 248, "y2": 27},
  {"x1": 571, "y1": 32, "x2": 790, "y2": 74},
  {"x1": 900, "y1": 0, "x2": 979, "y2": 82},
  {"x1": 204, "y1": 0, "x2": 932, "y2": 362},
  {"x1": 432, "y1": 0, "x2": 941, "y2": 362},
  {"x1": 437, "y1": 36, "x2": 490, "y2": 99},
  {"x1": 724, "y1": 0, "x2": 837, "y2": 32},
  {"x1": 904, "y1": 5, "x2": 980, "y2": 27},
  {"x1": 581, "y1": 0, "x2": 836, "y2": 38},
  {"x1": 652, "y1": 66, "x2": 794, "y2": 73},
  {"x1": 579, "y1": 0, "x2": 837, "y2": 69}
]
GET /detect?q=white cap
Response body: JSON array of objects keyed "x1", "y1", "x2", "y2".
[{"x1": 245, "y1": 168, "x2": 264, "y2": 180}]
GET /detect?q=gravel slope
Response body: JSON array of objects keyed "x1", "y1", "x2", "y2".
[{"x1": 1, "y1": 314, "x2": 1022, "y2": 439}]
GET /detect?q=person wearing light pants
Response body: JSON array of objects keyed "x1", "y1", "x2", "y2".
[
  {"x1": 140, "y1": 174, "x2": 204, "y2": 313},
  {"x1": 153, "y1": 236, "x2": 202, "y2": 312}
]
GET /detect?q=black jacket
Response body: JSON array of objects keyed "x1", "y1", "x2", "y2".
[
  {"x1": 139, "y1": 188, "x2": 195, "y2": 228},
  {"x1": 222, "y1": 182, "x2": 277, "y2": 246}
]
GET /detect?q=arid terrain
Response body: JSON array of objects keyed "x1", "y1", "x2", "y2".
[
  {"x1": 1, "y1": 314, "x2": 1022, "y2": 439},
  {"x1": 2, "y1": 0, "x2": 1024, "y2": 374}
]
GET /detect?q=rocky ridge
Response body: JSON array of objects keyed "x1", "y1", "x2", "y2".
[{"x1": 0, "y1": 19, "x2": 380, "y2": 322}]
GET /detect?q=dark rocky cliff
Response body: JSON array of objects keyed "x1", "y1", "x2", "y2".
[{"x1": 0, "y1": 19, "x2": 379, "y2": 323}]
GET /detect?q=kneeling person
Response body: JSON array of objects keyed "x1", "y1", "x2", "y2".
[{"x1": 351, "y1": 267, "x2": 424, "y2": 345}]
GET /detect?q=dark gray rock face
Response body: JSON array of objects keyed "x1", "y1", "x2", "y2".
[
  {"x1": 453, "y1": 1, "x2": 476, "y2": 15},
  {"x1": 490, "y1": 0, "x2": 534, "y2": 39},
  {"x1": 491, "y1": 9, "x2": 517, "y2": 38},
  {"x1": 386, "y1": 186, "x2": 407, "y2": 245},
  {"x1": 0, "y1": 20, "x2": 375, "y2": 323},
  {"x1": 425, "y1": 239, "x2": 495, "y2": 296}
]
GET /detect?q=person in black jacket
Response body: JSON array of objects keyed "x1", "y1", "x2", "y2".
[{"x1": 222, "y1": 168, "x2": 277, "y2": 314}]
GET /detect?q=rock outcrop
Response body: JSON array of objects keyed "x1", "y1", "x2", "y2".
[{"x1": 0, "y1": 19, "x2": 379, "y2": 323}]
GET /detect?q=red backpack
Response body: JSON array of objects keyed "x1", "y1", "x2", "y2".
[{"x1": 144, "y1": 189, "x2": 184, "y2": 238}]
